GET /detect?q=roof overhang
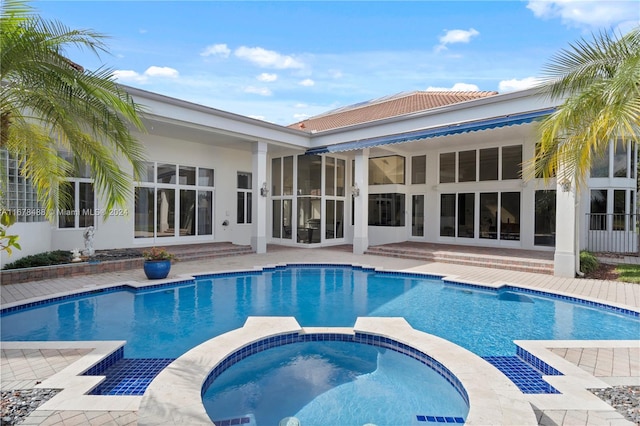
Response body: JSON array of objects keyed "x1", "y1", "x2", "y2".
[{"x1": 305, "y1": 107, "x2": 555, "y2": 155}]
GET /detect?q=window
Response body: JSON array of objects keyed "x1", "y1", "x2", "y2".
[
  {"x1": 535, "y1": 190, "x2": 556, "y2": 246},
  {"x1": 0, "y1": 150, "x2": 46, "y2": 223},
  {"x1": 57, "y1": 151, "x2": 94, "y2": 229},
  {"x1": 440, "y1": 194, "x2": 456, "y2": 236},
  {"x1": 502, "y1": 145, "x2": 522, "y2": 180},
  {"x1": 613, "y1": 190, "x2": 626, "y2": 230},
  {"x1": 479, "y1": 192, "x2": 498, "y2": 239},
  {"x1": 271, "y1": 156, "x2": 294, "y2": 240},
  {"x1": 411, "y1": 155, "x2": 426, "y2": 184},
  {"x1": 479, "y1": 148, "x2": 498, "y2": 181},
  {"x1": 298, "y1": 155, "x2": 322, "y2": 195},
  {"x1": 613, "y1": 141, "x2": 629, "y2": 177},
  {"x1": 590, "y1": 189, "x2": 608, "y2": 230},
  {"x1": 369, "y1": 155, "x2": 405, "y2": 185},
  {"x1": 457, "y1": 193, "x2": 475, "y2": 238},
  {"x1": 590, "y1": 149, "x2": 609, "y2": 177},
  {"x1": 237, "y1": 172, "x2": 252, "y2": 224},
  {"x1": 58, "y1": 181, "x2": 95, "y2": 228},
  {"x1": 134, "y1": 163, "x2": 214, "y2": 238},
  {"x1": 500, "y1": 192, "x2": 520, "y2": 240},
  {"x1": 368, "y1": 193, "x2": 405, "y2": 226},
  {"x1": 439, "y1": 152, "x2": 456, "y2": 183},
  {"x1": 458, "y1": 150, "x2": 476, "y2": 182},
  {"x1": 412, "y1": 195, "x2": 424, "y2": 236}
]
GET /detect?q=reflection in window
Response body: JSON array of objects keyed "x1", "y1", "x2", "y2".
[
  {"x1": 325, "y1": 199, "x2": 344, "y2": 239},
  {"x1": 368, "y1": 193, "x2": 405, "y2": 226},
  {"x1": 157, "y1": 164, "x2": 176, "y2": 184},
  {"x1": 58, "y1": 181, "x2": 95, "y2": 229},
  {"x1": 479, "y1": 148, "x2": 498, "y2": 181},
  {"x1": 458, "y1": 150, "x2": 476, "y2": 182},
  {"x1": 590, "y1": 148, "x2": 609, "y2": 178},
  {"x1": 197, "y1": 191, "x2": 212, "y2": 235},
  {"x1": 479, "y1": 192, "x2": 498, "y2": 239},
  {"x1": 613, "y1": 141, "x2": 628, "y2": 177},
  {"x1": 614, "y1": 189, "x2": 626, "y2": 230},
  {"x1": 412, "y1": 194, "x2": 424, "y2": 236},
  {"x1": 500, "y1": 192, "x2": 520, "y2": 240},
  {"x1": 411, "y1": 155, "x2": 426, "y2": 184},
  {"x1": 134, "y1": 188, "x2": 154, "y2": 238},
  {"x1": 439, "y1": 152, "x2": 456, "y2": 183},
  {"x1": 369, "y1": 156, "x2": 405, "y2": 185},
  {"x1": 457, "y1": 193, "x2": 474, "y2": 238},
  {"x1": 298, "y1": 155, "x2": 322, "y2": 195},
  {"x1": 590, "y1": 189, "x2": 608, "y2": 230},
  {"x1": 297, "y1": 197, "x2": 321, "y2": 243},
  {"x1": 178, "y1": 166, "x2": 196, "y2": 185},
  {"x1": 180, "y1": 190, "x2": 196, "y2": 235},
  {"x1": 237, "y1": 172, "x2": 252, "y2": 224},
  {"x1": 535, "y1": 190, "x2": 556, "y2": 246},
  {"x1": 157, "y1": 188, "x2": 176, "y2": 237},
  {"x1": 440, "y1": 194, "x2": 455, "y2": 236},
  {"x1": 502, "y1": 145, "x2": 522, "y2": 180}
]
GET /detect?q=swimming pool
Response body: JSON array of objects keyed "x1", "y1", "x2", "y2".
[{"x1": 1, "y1": 265, "x2": 639, "y2": 359}]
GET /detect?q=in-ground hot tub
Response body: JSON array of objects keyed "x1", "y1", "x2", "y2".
[{"x1": 137, "y1": 317, "x2": 537, "y2": 425}]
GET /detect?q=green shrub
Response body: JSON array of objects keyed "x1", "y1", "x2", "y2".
[
  {"x1": 579, "y1": 250, "x2": 599, "y2": 274},
  {"x1": 3, "y1": 250, "x2": 73, "y2": 270}
]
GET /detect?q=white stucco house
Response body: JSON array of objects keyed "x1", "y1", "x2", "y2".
[{"x1": 2, "y1": 86, "x2": 637, "y2": 277}]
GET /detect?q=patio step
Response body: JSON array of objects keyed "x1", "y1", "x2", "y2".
[
  {"x1": 169, "y1": 242, "x2": 254, "y2": 262},
  {"x1": 365, "y1": 245, "x2": 554, "y2": 275}
]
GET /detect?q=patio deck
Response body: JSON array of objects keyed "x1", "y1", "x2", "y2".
[{"x1": 1, "y1": 247, "x2": 638, "y2": 425}]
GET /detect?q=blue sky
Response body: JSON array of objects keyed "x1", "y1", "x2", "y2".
[{"x1": 36, "y1": 1, "x2": 639, "y2": 125}]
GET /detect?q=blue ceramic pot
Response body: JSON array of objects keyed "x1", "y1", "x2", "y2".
[{"x1": 143, "y1": 260, "x2": 171, "y2": 279}]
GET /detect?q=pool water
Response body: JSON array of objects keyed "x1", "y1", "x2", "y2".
[
  {"x1": 1, "y1": 266, "x2": 638, "y2": 358},
  {"x1": 203, "y1": 341, "x2": 469, "y2": 426}
]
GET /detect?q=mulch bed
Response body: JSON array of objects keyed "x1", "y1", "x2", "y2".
[{"x1": 583, "y1": 263, "x2": 619, "y2": 281}]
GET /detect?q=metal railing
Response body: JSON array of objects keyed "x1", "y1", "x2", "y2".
[{"x1": 585, "y1": 213, "x2": 639, "y2": 254}]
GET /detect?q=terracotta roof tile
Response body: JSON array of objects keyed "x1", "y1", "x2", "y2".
[{"x1": 289, "y1": 90, "x2": 498, "y2": 132}]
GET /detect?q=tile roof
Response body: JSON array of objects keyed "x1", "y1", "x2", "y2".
[{"x1": 288, "y1": 90, "x2": 499, "y2": 133}]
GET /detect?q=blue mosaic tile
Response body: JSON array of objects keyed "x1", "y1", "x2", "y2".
[
  {"x1": 415, "y1": 415, "x2": 465, "y2": 423},
  {"x1": 85, "y1": 358, "x2": 174, "y2": 396},
  {"x1": 483, "y1": 356, "x2": 560, "y2": 394},
  {"x1": 212, "y1": 418, "x2": 251, "y2": 426}
]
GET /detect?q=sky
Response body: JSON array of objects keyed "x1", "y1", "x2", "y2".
[{"x1": 35, "y1": 0, "x2": 639, "y2": 126}]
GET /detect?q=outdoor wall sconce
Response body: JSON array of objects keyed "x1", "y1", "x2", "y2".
[
  {"x1": 559, "y1": 179, "x2": 571, "y2": 192},
  {"x1": 352, "y1": 183, "x2": 360, "y2": 198},
  {"x1": 260, "y1": 182, "x2": 269, "y2": 197},
  {"x1": 222, "y1": 220, "x2": 229, "y2": 226}
]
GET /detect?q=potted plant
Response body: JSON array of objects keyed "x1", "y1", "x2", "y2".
[{"x1": 142, "y1": 247, "x2": 176, "y2": 279}]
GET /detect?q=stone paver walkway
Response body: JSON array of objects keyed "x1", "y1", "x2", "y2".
[{"x1": 1, "y1": 247, "x2": 639, "y2": 425}]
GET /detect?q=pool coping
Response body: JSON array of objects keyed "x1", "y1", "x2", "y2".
[{"x1": 137, "y1": 316, "x2": 538, "y2": 425}]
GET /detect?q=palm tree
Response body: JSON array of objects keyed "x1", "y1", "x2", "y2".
[
  {"x1": 0, "y1": 0, "x2": 147, "y2": 220},
  {"x1": 531, "y1": 27, "x2": 640, "y2": 187}
]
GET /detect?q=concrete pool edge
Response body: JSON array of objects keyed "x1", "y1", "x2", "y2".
[{"x1": 137, "y1": 316, "x2": 538, "y2": 426}]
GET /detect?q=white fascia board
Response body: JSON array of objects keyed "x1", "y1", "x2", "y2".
[{"x1": 124, "y1": 85, "x2": 311, "y2": 149}]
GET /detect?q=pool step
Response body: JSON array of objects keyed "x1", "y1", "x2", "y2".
[
  {"x1": 483, "y1": 356, "x2": 561, "y2": 394},
  {"x1": 85, "y1": 358, "x2": 174, "y2": 396}
]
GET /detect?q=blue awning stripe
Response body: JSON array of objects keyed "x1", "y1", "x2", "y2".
[{"x1": 306, "y1": 107, "x2": 555, "y2": 155}]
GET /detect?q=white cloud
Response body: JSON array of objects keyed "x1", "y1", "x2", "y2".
[
  {"x1": 144, "y1": 66, "x2": 179, "y2": 78},
  {"x1": 293, "y1": 113, "x2": 310, "y2": 120},
  {"x1": 499, "y1": 77, "x2": 540, "y2": 92},
  {"x1": 426, "y1": 82, "x2": 480, "y2": 92},
  {"x1": 295, "y1": 103, "x2": 308, "y2": 108},
  {"x1": 299, "y1": 79, "x2": 315, "y2": 87},
  {"x1": 244, "y1": 86, "x2": 272, "y2": 96},
  {"x1": 328, "y1": 69, "x2": 343, "y2": 79},
  {"x1": 113, "y1": 70, "x2": 146, "y2": 83},
  {"x1": 113, "y1": 66, "x2": 179, "y2": 83},
  {"x1": 235, "y1": 46, "x2": 305, "y2": 69},
  {"x1": 201, "y1": 43, "x2": 231, "y2": 58},
  {"x1": 257, "y1": 73, "x2": 278, "y2": 82},
  {"x1": 436, "y1": 28, "x2": 480, "y2": 51},
  {"x1": 526, "y1": 0, "x2": 639, "y2": 29}
]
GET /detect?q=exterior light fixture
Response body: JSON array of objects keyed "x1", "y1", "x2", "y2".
[
  {"x1": 559, "y1": 179, "x2": 571, "y2": 192},
  {"x1": 260, "y1": 182, "x2": 269, "y2": 197},
  {"x1": 352, "y1": 183, "x2": 360, "y2": 197}
]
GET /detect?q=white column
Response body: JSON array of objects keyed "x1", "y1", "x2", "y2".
[
  {"x1": 252, "y1": 141, "x2": 268, "y2": 254},
  {"x1": 554, "y1": 177, "x2": 577, "y2": 277},
  {"x1": 353, "y1": 148, "x2": 369, "y2": 255}
]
